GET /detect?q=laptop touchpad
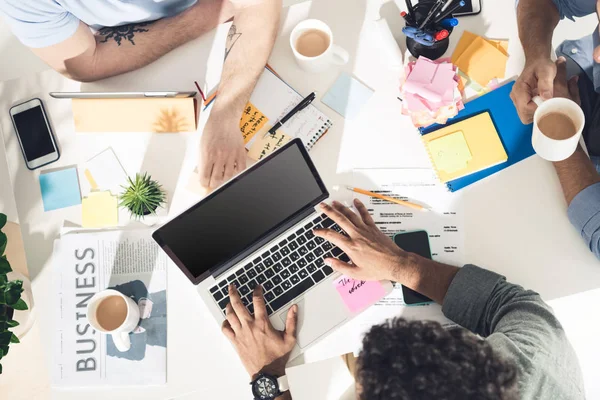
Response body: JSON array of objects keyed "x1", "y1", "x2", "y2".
[{"x1": 279, "y1": 284, "x2": 348, "y2": 349}]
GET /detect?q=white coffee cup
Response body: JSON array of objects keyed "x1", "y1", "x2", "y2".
[
  {"x1": 87, "y1": 289, "x2": 140, "y2": 352},
  {"x1": 290, "y1": 19, "x2": 349, "y2": 73},
  {"x1": 531, "y1": 96, "x2": 585, "y2": 162}
]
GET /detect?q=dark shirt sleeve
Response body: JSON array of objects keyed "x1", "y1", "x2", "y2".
[{"x1": 568, "y1": 182, "x2": 600, "y2": 260}]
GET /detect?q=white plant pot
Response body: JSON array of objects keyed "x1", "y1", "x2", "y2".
[{"x1": 6, "y1": 271, "x2": 35, "y2": 340}]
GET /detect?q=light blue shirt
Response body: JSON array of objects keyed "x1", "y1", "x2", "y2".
[
  {"x1": 0, "y1": 0, "x2": 198, "y2": 48},
  {"x1": 552, "y1": 0, "x2": 599, "y2": 91}
]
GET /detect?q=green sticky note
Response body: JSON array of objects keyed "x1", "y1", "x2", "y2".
[{"x1": 428, "y1": 131, "x2": 472, "y2": 174}]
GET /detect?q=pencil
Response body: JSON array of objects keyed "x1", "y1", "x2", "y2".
[{"x1": 346, "y1": 186, "x2": 429, "y2": 212}]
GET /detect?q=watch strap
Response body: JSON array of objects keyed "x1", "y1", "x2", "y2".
[{"x1": 277, "y1": 375, "x2": 289, "y2": 392}]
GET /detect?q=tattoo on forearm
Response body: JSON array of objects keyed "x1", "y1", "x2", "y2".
[
  {"x1": 97, "y1": 22, "x2": 152, "y2": 46},
  {"x1": 225, "y1": 24, "x2": 242, "y2": 61}
]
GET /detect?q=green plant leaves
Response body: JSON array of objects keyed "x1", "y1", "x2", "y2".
[
  {"x1": 0, "y1": 257, "x2": 11, "y2": 275},
  {"x1": 12, "y1": 299, "x2": 27, "y2": 311},
  {"x1": 119, "y1": 173, "x2": 166, "y2": 219},
  {"x1": 0, "y1": 232, "x2": 6, "y2": 258},
  {"x1": 0, "y1": 214, "x2": 6, "y2": 230},
  {"x1": 9, "y1": 334, "x2": 18, "y2": 344},
  {"x1": 6, "y1": 320, "x2": 19, "y2": 328},
  {"x1": 4, "y1": 281, "x2": 23, "y2": 306}
]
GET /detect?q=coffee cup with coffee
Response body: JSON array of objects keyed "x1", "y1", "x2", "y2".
[
  {"x1": 290, "y1": 19, "x2": 349, "y2": 73},
  {"x1": 87, "y1": 289, "x2": 141, "y2": 352},
  {"x1": 531, "y1": 96, "x2": 585, "y2": 162}
]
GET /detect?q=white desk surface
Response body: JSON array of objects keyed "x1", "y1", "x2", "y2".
[{"x1": 1, "y1": 1, "x2": 599, "y2": 399}]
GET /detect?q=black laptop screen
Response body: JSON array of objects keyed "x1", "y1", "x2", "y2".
[{"x1": 154, "y1": 140, "x2": 327, "y2": 282}]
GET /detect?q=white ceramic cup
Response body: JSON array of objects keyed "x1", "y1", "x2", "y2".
[
  {"x1": 87, "y1": 289, "x2": 140, "y2": 352},
  {"x1": 531, "y1": 96, "x2": 585, "y2": 162},
  {"x1": 290, "y1": 19, "x2": 350, "y2": 73}
]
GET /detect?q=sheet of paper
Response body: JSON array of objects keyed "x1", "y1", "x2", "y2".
[
  {"x1": 39, "y1": 167, "x2": 82, "y2": 212},
  {"x1": 321, "y1": 72, "x2": 374, "y2": 120},
  {"x1": 81, "y1": 191, "x2": 118, "y2": 228},
  {"x1": 428, "y1": 130, "x2": 473, "y2": 174},
  {"x1": 239, "y1": 101, "x2": 269, "y2": 144},
  {"x1": 351, "y1": 168, "x2": 464, "y2": 307},
  {"x1": 334, "y1": 276, "x2": 387, "y2": 313},
  {"x1": 247, "y1": 126, "x2": 292, "y2": 161},
  {"x1": 79, "y1": 148, "x2": 128, "y2": 197},
  {"x1": 287, "y1": 356, "x2": 356, "y2": 400}
]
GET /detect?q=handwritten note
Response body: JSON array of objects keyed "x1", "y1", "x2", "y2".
[
  {"x1": 247, "y1": 127, "x2": 292, "y2": 161},
  {"x1": 334, "y1": 276, "x2": 386, "y2": 313},
  {"x1": 240, "y1": 101, "x2": 269, "y2": 144}
]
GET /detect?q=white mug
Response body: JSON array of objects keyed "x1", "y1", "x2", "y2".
[
  {"x1": 290, "y1": 19, "x2": 350, "y2": 73},
  {"x1": 87, "y1": 289, "x2": 140, "y2": 352},
  {"x1": 531, "y1": 96, "x2": 585, "y2": 162}
]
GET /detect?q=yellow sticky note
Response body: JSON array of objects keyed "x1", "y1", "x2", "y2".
[
  {"x1": 247, "y1": 128, "x2": 292, "y2": 161},
  {"x1": 82, "y1": 191, "x2": 118, "y2": 228},
  {"x1": 428, "y1": 131, "x2": 472, "y2": 174},
  {"x1": 239, "y1": 102, "x2": 269, "y2": 144},
  {"x1": 452, "y1": 32, "x2": 509, "y2": 87}
]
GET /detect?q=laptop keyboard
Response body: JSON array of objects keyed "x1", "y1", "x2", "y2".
[{"x1": 209, "y1": 214, "x2": 350, "y2": 316}]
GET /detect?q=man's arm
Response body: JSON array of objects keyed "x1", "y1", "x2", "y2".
[
  {"x1": 510, "y1": 0, "x2": 560, "y2": 123},
  {"x1": 199, "y1": 0, "x2": 282, "y2": 189},
  {"x1": 31, "y1": 0, "x2": 233, "y2": 82},
  {"x1": 554, "y1": 147, "x2": 600, "y2": 204}
]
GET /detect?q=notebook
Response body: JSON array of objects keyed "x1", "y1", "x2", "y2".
[
  {"x1": 420, "y1": 81, "x2": 535, "y2": 192},
  {"x1": 422, "y1": 112, "x2": 508, "y2": 183},
  {"x1": 237, "y1": 67, "x2": 333, "y2": 160}
]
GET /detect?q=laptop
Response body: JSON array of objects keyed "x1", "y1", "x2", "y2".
[
  {"x1": 152, "y1": 139, "x2": 392, "y2": 357},
  {"x1": 49, "y1": 91, "x2": 196, "y2": 99}
]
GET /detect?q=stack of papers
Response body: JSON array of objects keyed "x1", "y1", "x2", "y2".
[
  {"x1": 399, "y1": 57, "x2": 465, "y2": 128},
  {"x1": 451, "y1": 31, "x2": 509, "y2": 88}
]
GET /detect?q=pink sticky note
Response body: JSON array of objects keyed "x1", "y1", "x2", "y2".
[{"x1": 334, "y1": 276, "x2": 386, "y2": 313}]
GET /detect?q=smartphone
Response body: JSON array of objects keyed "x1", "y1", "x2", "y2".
[
  {"x1": 9, "y1": 98, "x2": 60, "y2": 170},
  {"x1": 393, "y1": 230, "x2": 433, "y2": 305},
  {"x1": 453, "y1": 0, "x2": 481, "y2": 17}
]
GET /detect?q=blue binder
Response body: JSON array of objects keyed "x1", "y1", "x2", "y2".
[{"x1": 420, "y1": 81, "x2": 535, "y2": 192}]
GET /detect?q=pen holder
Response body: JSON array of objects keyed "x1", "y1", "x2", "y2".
[{"x1": 406, "y1": 1, "x2": 453, "y2": 60}]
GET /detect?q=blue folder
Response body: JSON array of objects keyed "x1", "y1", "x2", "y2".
[{"x1": 420, "y1": 81, "x2": 535, "y2": 192}]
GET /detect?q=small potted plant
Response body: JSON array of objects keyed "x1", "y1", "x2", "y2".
[
  {"x1": 0, "y1": 213, "x2": 28, "y2": 374},
  {"x1": 120, "y1": 173, "x2": 167, "y2": 220}
]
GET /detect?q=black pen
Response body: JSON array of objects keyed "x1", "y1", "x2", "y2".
[
  {"x1": 419, "y1": 0, "x2": 445, "y2": 29},
  {"x1": 264, "y1": 92, "x2": 316, "y2": 137}
]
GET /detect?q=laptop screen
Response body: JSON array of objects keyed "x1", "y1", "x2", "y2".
[{"x1": 153, "y1": 139, "x2": 328, "y2": 283}]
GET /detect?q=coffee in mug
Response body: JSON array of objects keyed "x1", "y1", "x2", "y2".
[
  {"x1": 87, "y1": 289, "x2": 141, "y2": 352},
  {"x1": 531, "y1": 95, "x2": 585, "y2": 162},
  {"x1": 290, "y1": 19, "x2": 349, "y2": 73},
  {"x1": 537, "y1": 112, "x2": 578, "y2": 141},
  {"x1": 295, "y1": 29, "x2": 331, "y2": 57}
]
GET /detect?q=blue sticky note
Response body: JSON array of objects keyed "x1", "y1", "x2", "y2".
[
  {"x1": 322, "y1": 72, "x2": 374, "y2": 120},
  {"x1": 39, "y1": 168, "x2": 81, "y2": 211}
]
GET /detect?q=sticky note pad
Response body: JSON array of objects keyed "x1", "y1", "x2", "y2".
[
  {"x1": 240, "y1": 101, "x2": 269, "y2": 144},
  {"x1": 428, "y1": 131, "x2": 472, "y2": 174},
  {"x1": 247, "y1": 127, "x2": 292, "y2": 161},
  {"x1": 452, "y1": 32, "x2": 508, "y2": 87},
  {"x1": 82, "y1": 191, "x2": 118, "y2": 228},
  {"x1": 39, "y1": 168, "x2": 81, "y2": 212},
  {"x1": 322, "y1": 72, "x2": 374, "y2": 120},
  {"x1": 334, "y1": 276, "x2": 386, "y2": 313}
]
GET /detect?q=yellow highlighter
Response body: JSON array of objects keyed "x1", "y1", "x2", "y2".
[{"x1": 346, "y1": 186, "x2": 429, "y2": 212}]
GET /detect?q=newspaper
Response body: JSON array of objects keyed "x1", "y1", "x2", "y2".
[
  {"x1": 52, "y1": 229, "x2": 167, "y2": 387},
  {"x1": 351, "y1": 168, "x2": 464, "y2": 314}
]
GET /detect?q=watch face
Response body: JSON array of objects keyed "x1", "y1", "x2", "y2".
[{"x1": 253, "y1": 375, "x2": 278, "y2": 399}]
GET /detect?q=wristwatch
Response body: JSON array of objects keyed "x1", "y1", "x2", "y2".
[{"x1": 250, "y1": 372, "x2": 289, "y2": 400}]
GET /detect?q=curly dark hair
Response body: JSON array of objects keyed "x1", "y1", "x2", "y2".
[{"x1": 357, "y1": 318, "x2": 518, "y2": 400}]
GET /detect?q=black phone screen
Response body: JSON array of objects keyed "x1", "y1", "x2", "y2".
[
  {"x1": 393, "y1": 231, "x2": 433, "y2": 304},
  {"x1": 13, "y1": 106, "x2": 55, "y2": 161},
  {"x1": 455, "y1": 0, "x2": 479, "y2": 15}
]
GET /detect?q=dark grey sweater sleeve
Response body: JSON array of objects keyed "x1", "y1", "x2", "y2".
[{"x1": 441, "y1": 265, "x2": 585, "y2": 399}]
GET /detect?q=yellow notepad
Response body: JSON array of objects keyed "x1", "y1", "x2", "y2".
[
  {"x1": 82, "y1": 191, "x2": 118, "y2": 228},
  {"x1": 451, "y1": 31, "x2": 509, "y2": 87},
  {"x1": 423, "y1": 112, "x2": 507, "y2": 183}
]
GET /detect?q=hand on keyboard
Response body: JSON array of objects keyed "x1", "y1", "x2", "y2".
[
  {"x1": 221, "y1": 284, "x2": 298, "y2": 379},
  {"x1": 314, "y1": 199, "x2": 416, "y2": 282}
]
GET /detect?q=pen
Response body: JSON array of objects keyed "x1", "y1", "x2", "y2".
[
  {"x1": 434, "y1": 29, "x2": 449, "y2": 41},
  {"x1": 405, "y1": 0, "x2": 415, "y2": 21},
  {"x1": 434, "y1": 0, "x2": 465, "y2": 24},
  {"x1": 400, "y1": 11, "x2": 415, "y2": 26},
  {"x1": 419, "y1": 0, "x2": 446, "y2": 30},
  {"x1": 439, "y1": 17, "x2": 459, "y2": 29},
  {"x1": 346, "y1": 186, "x2": 429, "y2": 212},
  {"x1": 265, "y1": 92, "x2": 316, "y2": 137},
  {"x1": 439, "y1": 0, "x2": 456, "y2": 13}
]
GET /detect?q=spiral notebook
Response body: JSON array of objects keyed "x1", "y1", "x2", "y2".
[{"x1": 240, "y1": 67, "x2": 333, "y2": 160}]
